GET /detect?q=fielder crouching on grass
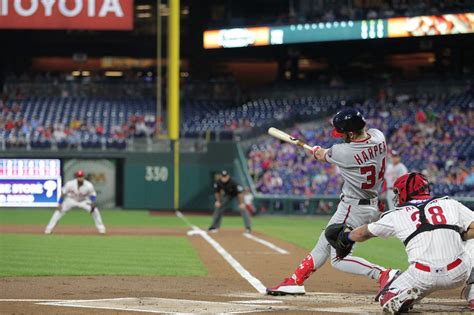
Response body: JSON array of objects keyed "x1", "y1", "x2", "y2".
[
  {"x1": 44, "y1": 170, "x2": 106, "y2": 235},
  {"x1": 326, "y1": 172, "x2": 474, "y2": 313}
]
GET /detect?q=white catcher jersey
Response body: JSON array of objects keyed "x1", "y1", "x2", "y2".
[
  {"x1": 326, "y1": 128, "x2": 387, "y2": 199},
  {"x1": 385, "y1": 162, "x2": 408, "y2": 188},
  {"x1": 368, "y1": 197, "x2": 474, "y2": 266},
  {"x1": 62, "y1": 179, "x2": 96, "y2": 202}
]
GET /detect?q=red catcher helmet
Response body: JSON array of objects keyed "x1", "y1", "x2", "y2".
[
  {"x1": 74, "y1": 170, "x2": 85, "y2": 178},
  {"x1": 392, "y1": 172, "x2": 430, "y2": 206}
]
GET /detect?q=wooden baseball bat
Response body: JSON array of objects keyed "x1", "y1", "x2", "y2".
[{"x1": 268, "y1": 127, "x2": 313, "y2": 151}]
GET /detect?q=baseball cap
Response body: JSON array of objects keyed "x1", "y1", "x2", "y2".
[
  {"x1": 221, "y1": 170, "x2": 229, "y2": 177},
  {"x1": 391, "y1": 150, "x2": 400, "y2": 156},
  {"x1": 75, "y1": 170, "x2": 85, "y2": 178}
]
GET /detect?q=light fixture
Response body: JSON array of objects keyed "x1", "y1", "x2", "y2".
[
  {"x1": 137, "y1": 12, "x2": 152, "y2": 18},
  {"x1": 105, "y1": 71, "x2": 123, "y2": 77},
  {"x1": 137, "y1": 5, "x2": 151, "y2": 10}
]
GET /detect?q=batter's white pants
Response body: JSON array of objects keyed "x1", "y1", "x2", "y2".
[
  {"x1": 387, "y1": 252, "x2": 472, "y2": 308},
  {"x1": 45, "y1": 199, "x2": 106, "y2": 234},
  {"x1": 310, "y1": 199, "x2": 386, "y2": 280}
]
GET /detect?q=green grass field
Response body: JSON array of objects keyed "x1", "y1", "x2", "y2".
[
  {"x1": 0, "y1": 234, "x2": 206, "y2": 277},
  {"x1": 0, "y1": 209, "x2": 408, "y2": 277}
]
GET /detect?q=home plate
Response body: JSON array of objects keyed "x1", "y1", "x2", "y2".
[{"x1": 37, "y1": 297, "x2": 290, "y2": 314}]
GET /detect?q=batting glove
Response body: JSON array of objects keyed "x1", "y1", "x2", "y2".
[{"x1": 310, "y1": 146, "x2": 321, "y2": 159}]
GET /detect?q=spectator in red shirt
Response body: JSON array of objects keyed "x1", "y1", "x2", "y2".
[
  {"x1": 416, "y1": 110, "x2": 427, "y2": 123},
  {"x1": 96, "y1": 124, "x2": 104, "y2": 136},
  {"x1": 5, "y1": 120, "x2": 15, "y2": 131}
]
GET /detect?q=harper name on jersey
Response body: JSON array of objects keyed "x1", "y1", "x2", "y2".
[{"x1": 353, "y1": 139, "x2": 387, "y2": 165}]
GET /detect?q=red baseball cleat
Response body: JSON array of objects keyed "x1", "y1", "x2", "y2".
[
  {"x1": 266, "y1": 278, "x2": 305, "y2": 296},
  {"x1": 375, "y1": 269, "x2": 400, "y2": 302}
]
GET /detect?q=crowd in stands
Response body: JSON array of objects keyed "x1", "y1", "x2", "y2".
[
  {"x1": 247, "y1": 91, "x2": 474, "y2": 197},
  {"x1": 3, "y1": 73, "x2": 155, "y2": 99},
  {"x1": 212, "y1": 0, "x2": 473, "y2": 28},
  {"x1": 0, "y1": 97, "x2": 157, "y2": 149},
  {"x1": 293, "y1": 0, "x2": 472, "y2": 23},
  {"x1": 1, "y1": 74, "x2": 473, "y2": 198}
]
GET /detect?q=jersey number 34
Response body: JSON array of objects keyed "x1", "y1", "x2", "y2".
[{"x1": 360, "y1": 157, "x2": 386, "y2": 189}]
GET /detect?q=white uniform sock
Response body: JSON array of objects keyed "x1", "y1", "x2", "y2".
[
  {"x1": 45, "y1": 210, "x2": 64, "y2": 233},
  {"x1": 91, "y1": 209, "x2": 106, "y2": 234}
]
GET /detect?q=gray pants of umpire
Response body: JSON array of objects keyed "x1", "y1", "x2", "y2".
[{"x1": 209, "y1": 195, "x2": 251, "y2": 230}]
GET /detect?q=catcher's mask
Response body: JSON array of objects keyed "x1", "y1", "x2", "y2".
[{"x1": 392, "y1": 172, "x2": 430, "y2": 206}]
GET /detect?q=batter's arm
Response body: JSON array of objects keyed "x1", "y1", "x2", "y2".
[
  {"x1": 348, "y1": 224, "x2": 376, "y2": 242},
  {"x1": 311, "y1": 147, "x2": 329, "y2": 163}
]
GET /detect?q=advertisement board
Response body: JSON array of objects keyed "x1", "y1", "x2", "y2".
[
  {"x1": 204, "y1": 27, "x2": 270, "y2": 49},
  {"x1": 64, "y1": 159, "x2": 116, "y2": 208},
  {"x1": 387, "y1": 13, "x2": 474, "y2": 38},
  {"x1": 0, "y1": 159, "x2": 61, "y2": 207},
  {"x1": 0, "y1": 0, "x2": 133, "y2": 30},
  {"x1": 203, "y1": 12, "x2": 474, "y2": 49}
]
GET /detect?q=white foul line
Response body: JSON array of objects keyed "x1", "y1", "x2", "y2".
[
  {"x1": 243, "y1": 233, "x2": 289, "y2": 254},
  {"x1": 176, "y1": 211, "x2": 267, "y2": 294}
]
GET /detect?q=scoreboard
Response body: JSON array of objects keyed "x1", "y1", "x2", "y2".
[
  {"x1": 0, "y1": 159, "x2": 62, "y2": 207},
  {"x1": 204, "y1": 12, "x2": 474, "y2": 49}
]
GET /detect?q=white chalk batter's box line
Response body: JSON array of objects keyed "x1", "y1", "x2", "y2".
[
  {"x1": 36, "y1": 297, "x2": 281, "y2": 314},
  {"x1": 1, "y1": 295, "x2": 469, "y2": 314}
]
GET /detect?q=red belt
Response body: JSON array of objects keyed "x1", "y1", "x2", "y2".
[{"x1": 415, "y1": 258, "x2": 462, "y2": 272}]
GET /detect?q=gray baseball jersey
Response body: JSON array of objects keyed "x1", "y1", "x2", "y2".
[
  {"x1": 326, "y1": 128, "x2": 387, "y2": 199},
  {"x1": 385, "y1": 162, "x2": 408, "y2": 188}
]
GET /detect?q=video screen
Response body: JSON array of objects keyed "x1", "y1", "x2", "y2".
[{"x1": 0, "y1": 159, "x2": 62, "y2": 207}]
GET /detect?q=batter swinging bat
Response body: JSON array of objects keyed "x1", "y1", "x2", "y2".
[{"x1": 268, "y1": 127, "x2": 313, "y2": 151}]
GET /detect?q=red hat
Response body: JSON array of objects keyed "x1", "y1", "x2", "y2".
[{"x1": 74, "y1": 170, "x2": 85, "y2": 178}]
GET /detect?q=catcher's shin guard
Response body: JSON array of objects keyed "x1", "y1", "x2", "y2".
[{"x1": 294, "y1": 254, "x2": 316, "y2": 285}]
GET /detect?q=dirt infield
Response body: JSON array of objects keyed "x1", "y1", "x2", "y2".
[{"x1": 0, "y1": 224, "x2": 469, "y2": 314}]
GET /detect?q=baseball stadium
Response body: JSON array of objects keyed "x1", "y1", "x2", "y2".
[{"x1": 1, "y1": 0, "x2": 474, "y2": 314}]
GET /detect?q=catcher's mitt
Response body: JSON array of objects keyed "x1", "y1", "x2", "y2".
[{"x1": 325, "y1": 223, "x2": 354, "y2": 260}]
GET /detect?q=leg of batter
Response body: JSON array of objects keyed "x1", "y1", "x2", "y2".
[{"x1": 267, "y1": 200, "x2": 388, "y2": 295}]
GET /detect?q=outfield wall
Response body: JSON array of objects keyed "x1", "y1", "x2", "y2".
[
  {"x1": 4, "y1": 143, "x2": 472, "y2": 211},
  {"x1": 2, "y1": 142, "x2": 237, "y2": 210}
]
